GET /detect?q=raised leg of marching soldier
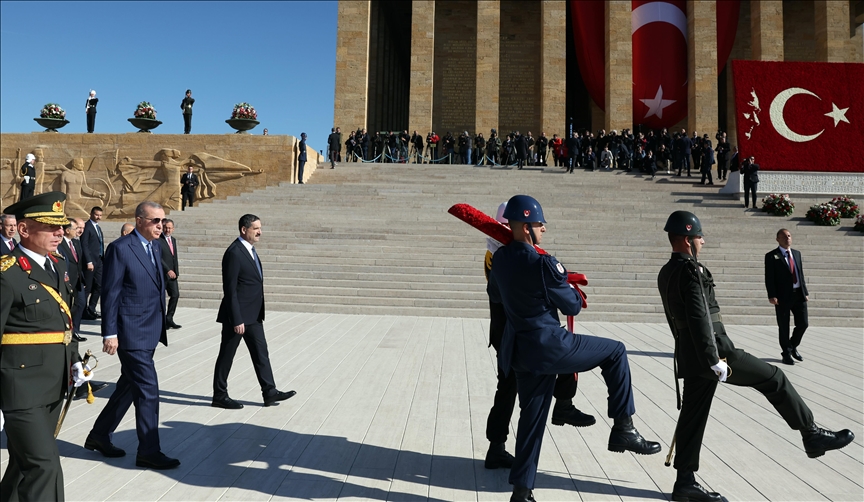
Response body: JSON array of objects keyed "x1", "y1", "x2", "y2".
[{"x1": 1, "y1": 401, "x2": 65, "y2": 502}]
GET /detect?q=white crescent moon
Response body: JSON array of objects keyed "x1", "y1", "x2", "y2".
[
  {"x1": 769, "y1": 88, "x2": 825, "y2": 143},
  {"x1": 631, "y1": 2, "x2": 687, "y2": 40}
]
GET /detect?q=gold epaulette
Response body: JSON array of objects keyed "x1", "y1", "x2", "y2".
[
  {"x1": 0, "y1": 255, "x2": 14, "y2": 272},
  {"x1": 50, "y1": 251, "x2": 64, "y2": 259}
]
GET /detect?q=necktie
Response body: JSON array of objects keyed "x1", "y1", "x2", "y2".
[
  {"x1": 70, "y1": 241, "x2": 78, "y2": 261},
  {"x1": 95, "y1": 223, "x2": 104, "y2": 256},
  {"x1": 787, "y1": 250, "x2": 798, "y2": 284},
  {"x1": 147, "y1": 242, "x2": 156, "y2": 267},
  {"x1": 167, "y1": 237, "x2": 174, "y2": 256},
  {"x1": 252, "y1": 247, "x2": 263, "y2": 278},
  {"x1": 5, "y1": 239, "x2": 13, "y2": 251},
  {"x1": 45, "y1": 258, "x2": 58, "y2": 284}
]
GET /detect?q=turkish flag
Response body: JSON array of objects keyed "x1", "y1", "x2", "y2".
[{"x1": 732, "y1": 60, "x2": 864, "y2": 173}]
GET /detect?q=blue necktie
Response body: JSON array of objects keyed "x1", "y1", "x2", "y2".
[
  {"x1": 252, "y1": 247, "x2": 263, "y2": 278},
  {"x1": 147, "y1": 242, "x2": 156, "y2": 267}
]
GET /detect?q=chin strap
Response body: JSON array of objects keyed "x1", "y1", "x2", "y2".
[{"x1": 528, "y1": 224, "x2": 539, "y2": 246}]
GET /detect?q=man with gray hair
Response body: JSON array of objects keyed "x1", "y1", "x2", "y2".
[
  {"x1": 120, "y1": 223, "x2": 134, "y2": 236},
  {"x1": 19, "y1": 153, "x2": 36, "y2": 201},
  {"x1": 1, "y1": 214, "x2": 16, "y2": 253}
]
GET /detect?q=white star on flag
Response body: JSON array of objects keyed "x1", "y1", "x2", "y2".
[
  {"x1": 824, "y1": 102, "x2": 850, "y2": 127},
  {"x1": 640, "y1": 85, "x2": 676, "y2": 120}
]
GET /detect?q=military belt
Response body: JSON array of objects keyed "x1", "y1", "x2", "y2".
[
  {"x1": 2, "y1": 331, "x2": 71, "y2": 345},
  {"x1": 673, "y1": 312, "x2": 723, "y2": 330}
]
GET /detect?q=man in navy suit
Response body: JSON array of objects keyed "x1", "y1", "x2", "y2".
[
  {"x1": 297, "y1": 132, "x2": 308, "y2": 184},
  {"x1": 1, "y1": 214, "x2": 17, "y2": 253},
  {"x1": 765, "y1": 229, "x2": 809, "y2": 365},
  {"x1": 211, "y1": 214, "x2": 295, "y2": 410},
  {"x1": 84, "y1": 201, "x2": 180, "y2": 470},
  {"x1": 80, "y1": 206, "x2": 105, "y2": 319}
]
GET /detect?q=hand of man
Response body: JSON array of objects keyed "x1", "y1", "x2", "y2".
[
  {"x1": 805, "y1": 295, "x2": 809, "y2": 301},
  {"x1": 234, "y1": 323, "x2": 245, "y2": 335},
  {"x1": 710, "y1": 360, "x2": 729, "y2": 383},
  {"x1": 768, "y1": 297, "x2": 779, "y2": 305},
  {"x1": 87, "y1": 262, "x2": 94, "y2": 271},
  {"x1": 103, "y1": 337, "x2": 118, "y2": 356},
  {"x1": 167, "y1": 270, "x2": 177, "y2": 279},
  {"x1": 71, "y1": 362, "x2": 95, "y2": 387}
]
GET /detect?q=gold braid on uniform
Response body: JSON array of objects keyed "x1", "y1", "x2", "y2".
[{"x1": 0, "y1": 255, "x2": 14, "y2": 272}]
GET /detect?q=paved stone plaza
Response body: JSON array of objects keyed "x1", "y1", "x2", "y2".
[{"x1": 4, "y1": 307, "x2": 860, "y2": 501}]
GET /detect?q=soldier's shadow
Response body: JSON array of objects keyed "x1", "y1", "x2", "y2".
[{"x1": 56, "y1": 421, "x2": 665, "y2": 500}]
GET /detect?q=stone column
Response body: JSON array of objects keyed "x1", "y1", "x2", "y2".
[
  {"x1": 687, "y1": 0, "x2": 718, "y2": 135},
  {"x1": 814, "y1": 0, "x2": 852, "y2": 62},
  {"x1": 605, "y1": 1, "x2": 631, "y2": 132},
  {"x1": 751, "y1": 1, "x2": 783, "y2": 60},
  {"x1": 408, "y1": 1, "x2": 435, "y2": 136},
  {"x1": 540, "y1": 1, "x2": 566, "y2": 136},
  {"x1": 334, "y1": 1, "x2": 371, "y2": 130},
  {"x1": 475, "y1": 1, "x2": 500, "y2": 136},
  {"x1": 590, "y1": 99, "x2": 605, "y2": 135}
]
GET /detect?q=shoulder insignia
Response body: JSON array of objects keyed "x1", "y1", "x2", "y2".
[
  {"x1": 542, "y1": 255, "x2": 568, "y2": 280},
  {"x1": 50, "y1": 251, "x2": 63, "y2": 260},
  {"x1": 0, "y1": 255, "x2": 13, "y2": 272}
]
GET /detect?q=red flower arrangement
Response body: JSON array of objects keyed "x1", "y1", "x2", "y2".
[
  {"x1": 854, "y1": 214, "x2": 864, "y2": 232},
  {"x1": 805, "y1": 203, "x2": 841, "y2": 226},
  {"x1": 40, "y1": 103, "x2": 66, "y2": 119},
  {"x1": 830, "y1": 196, "x2": 859, "y2": 218},
  {"x1": 761, "y1": 193, "x2": 794, "y2": 216},
  {"x1": 133, "y1": 101, "x2": 158, "y2": 119},
  {"x1": 231, "y1": 102, "x2": 258, "y2": 120}
]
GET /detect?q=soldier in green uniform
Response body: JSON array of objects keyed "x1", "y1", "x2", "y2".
[
  {"x1": 1, "y1": 192, "x2": 92, "y2": 501},
  {"x1": 657, "y1": 211, "x2": 854, "y2": 502}
]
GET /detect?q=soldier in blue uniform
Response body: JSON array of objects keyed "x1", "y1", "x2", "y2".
[
  {"x1": 658, "y1": 211, "x2": 854, "y2": 502},
  {"x1": 487, "y1": 195, "x2": 661, "y2": 502}
]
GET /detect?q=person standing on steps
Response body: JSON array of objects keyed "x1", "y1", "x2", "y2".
[
  {"x1": 765, "y1": 228, "x2": 809, "y2": 366},
  {"x1": 297, "y1": 133, "x2": 307, "y2": 184},
  {"x1": 180, "y1": 89, "x2": 194, "y2": 134}
]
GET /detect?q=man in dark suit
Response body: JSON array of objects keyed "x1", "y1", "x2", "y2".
[
  {"x1": 18, "y1": 153, "x2": 36, "y2": 201},
  {"x1": 158, "y1": 218, "x2": 181, "y2": 329},
  {"x1": 765, "y1": 228, "x2": 809, "y2": 365},
  {"x1": 677, "y1": 129, "x2": 692, "y2": 177},
  {"x1": 1, "y1": 213, "x2": 17, "y2": 252},
  {"x1": 297, "y1": 132, "x2": 308, "y2": 184},
  {"x1": 180, "y1": 89, "x2": 194, "y2": 134},
  {"x1": 180, "y1": 165, "x2": 199, "y2": 211},
  {"x1": 80, "y1": 206, "x2": 105, "y2": 319},
  {"x1": 211, "y1": 214, "x2": 295, "y2": 410},
  {"x1": 1, "y1": 192, "x2": 86, "y2": 501},
  {"x1": 84, "y1": 201, "x2": 180, "y2": 470}
]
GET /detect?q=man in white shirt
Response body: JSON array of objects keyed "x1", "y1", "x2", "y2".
[{"x1": 1, "y1": 214, "x2": 16, "y2": 253}]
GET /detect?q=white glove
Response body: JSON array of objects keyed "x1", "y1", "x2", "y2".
[
  {"x1": 71, "y1": 362, "x2": 94, "y2": 388},
  {"x1": 710, "y1": 360, "x2": 729, "y2": 383},
  {"x1": 23, "y1": 176, "x2": 31, "y2": 183},
  {"x1": 1, "y1": 410, "x2": 4, "y2": 431}
]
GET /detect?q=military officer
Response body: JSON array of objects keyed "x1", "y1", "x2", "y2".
[
  {"x1": 658, "y1": 211, "x2": 854, "y2": 502},
  {"x1": 488, "y1": 195, "x2": 660, "y2": 502},
  {"x1": 1, "y1": 192, "x2": 93, "y2": 501},
  {"x1": 19, "y1": 153, "x2": 36, "y2": 201}
]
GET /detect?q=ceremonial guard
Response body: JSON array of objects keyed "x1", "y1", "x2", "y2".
[
  {"x1": 488, "y1": 195, "x2": 660, "y2": 502},
  {"x1": 1, "y1": 192, "x2": 92, "y2": 501},
  {"x1": 18, "y1": 153, "x2": 36, "y2": 201},
  {"x1": 657, "y1": 211, "x2": 854, "y2": 502},
  {"x1": 180, "y1": 89, "x2": 194, "y2": 134}
]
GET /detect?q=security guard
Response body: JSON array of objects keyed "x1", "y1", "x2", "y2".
[
  {"x1": 1, "y1": 192, "x2": 92, "y2": 501},
  {"x1": 658, "y1": 211, "x2": 854, "y2": 502},
  {"x1": 488, "y1": 195, "x2": 661, "y2": 502}
]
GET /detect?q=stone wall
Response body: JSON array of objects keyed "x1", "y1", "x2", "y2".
[
  {"x1": 432, "y1": 1, "x2": 478, "y2": 134},
  {"x1": 498, "y1": 0, "x2": 541, "y2": 135},
  {"x1": 0, "y1": 133, "x2": 321, "y2": 219}
]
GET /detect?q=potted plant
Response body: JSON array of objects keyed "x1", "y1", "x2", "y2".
[
  {"x1": 805, "y1": 203, "x2": 841, "y2": 226},
  {"x1": 128, "y1": 101, "x2": 162, "y2": 133},
  {"x1": 34, "y1": 103, "x2": 69, "y2": 132},
  {"x1": 226, "y1": 102, "x2": 259, "y2": 133},
  {"x1": 761, "y1": 193, "x2": 794, "y2": 216},
  {"x1": 854, "y1": 214, "x2": 864, "y2": 232},
  {"x1": 830, "y1": 196, "x2": 859, "y2": 218}
]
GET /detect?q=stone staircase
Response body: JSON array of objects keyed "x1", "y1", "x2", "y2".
[{"x1": 163, "y1": 162, "x2": 863, "y2": 327}]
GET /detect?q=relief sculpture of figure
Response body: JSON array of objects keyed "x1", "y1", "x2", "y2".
[
  {"x1": 114, "y1": 149, "x2": 185, "y2": 213},
  {"x1": 46, "y1": 158, "x2": 107, "y2": 218},
  {"x1": 186, "y1": 152, "x2": 262, "y2": 202}
]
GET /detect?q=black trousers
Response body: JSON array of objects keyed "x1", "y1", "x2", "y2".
[
  {"x1": 19, "y1": 182, "x2": 34, "y2": 201},
  {"x1": 165, "y1": 277, "x2": 179, "y2": 321},
  {"x1": 73, "y1": 287, "x2": 87, "y2": 334},
  {"x1": 744, "y1": 182, "x2": 758, "y2": 207},
  {"x1": 537, "y1": 150, "x2": 546, "y2": 166},
  {"x1": 717, "y1": 155, "x2": 727, "y2": 179},
  {"x1": 84, "y1": 261, "x2": 102, "y2": 311},
  {"x1": 700, "y1": 169, "x2": 713, "y2": 184},
  {"x1": 87, "y1": 111, "x2": 96, "y2": 133},
  {"x1": 183, "y1": 114, "x2": 192, "y2": 134},
  {"x1": 775, "y1": 289, "x2": 808, "y2": 351},
  {"x1": 298, "y1": 160, "x2": 306, "y2": 183},
  {"x1": 181, "y1": 190, "x2": 195, "y2": 210},
  {"x1": 485, "y1": 300, "x2": 578, "y2": 444},
  {"x1": 0, "y1": 400, "x2": 64, "y2": 502},
  {"x1": 674, "y1": 349, "x2": 813, "y2": 472},
  {"x1": 213, "y1": 322, "x2": 277, "y2": 399}
]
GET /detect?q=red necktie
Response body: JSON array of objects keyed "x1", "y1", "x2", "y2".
[
  {"x1": 70, "y1": 241, "x2": 78, "y2": 261},
  {"x1": 787, "y1": 251, "x2": 798, "y2": 284},
  {"x1": 167, "y1": 237, "x2": 174, "y2": 256}
]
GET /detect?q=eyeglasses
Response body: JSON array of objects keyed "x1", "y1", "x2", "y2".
[{"x1": 137, "y1": 216, "x2": 163, "y2": 225}]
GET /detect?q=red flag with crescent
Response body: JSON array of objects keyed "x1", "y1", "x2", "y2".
[
  {"x1": 571, "y1": 1, "x2": 740, "y2": 129},
  {"x1": 732, "y1": 60, "x2": 864, "y2": 173}
]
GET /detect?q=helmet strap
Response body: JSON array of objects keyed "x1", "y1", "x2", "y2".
[
  {"x1": 687, "y1": 236, "x2": 698, "y2": 260},
  {"x1": 528, "y1": 223, "x2": 539, "y2": 246}
]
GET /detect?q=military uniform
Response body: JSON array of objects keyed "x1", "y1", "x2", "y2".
[
  {"x1": 19, "y1": 160, "x2": 35, "y2": 202},
  {"x1": 1, "y1": 192, "x2": 78, "y2": 502}
]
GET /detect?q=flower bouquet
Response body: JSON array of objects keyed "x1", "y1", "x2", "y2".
[
  {"x1": 231, "y1": 102, "x2": 258, "y2": 120},
  {"x1": 761, "y1": 193, "x2": 794, "y2": 216},
  {"x1": 40, "y1": 103, "x2": 66, "y2": 119},
  {"x1": 133, "y1": 101, "x2": 158, "y2": 119},
  {"x1": 829, "y1": 196, "x2": 859, "y2": 218},
  {"x1": 854, "y1": 214, "x2": 864, "y2": 232},
  {"x1": 805, "y1": 203, "x2": 840, "y2": 226}
]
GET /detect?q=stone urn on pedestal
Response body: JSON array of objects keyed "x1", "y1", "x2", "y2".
[
  {"x1": 129, "y1": 101, "x2": 162, "y2": 133},
  {"x1": 34, "y1": 103, "x2": 69, "y2": 132},
  {"x1": 226, "y1": 102, "x2": 259, "y2": 134}
]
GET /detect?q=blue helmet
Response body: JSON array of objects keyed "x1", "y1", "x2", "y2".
[{"x1": 503, "y1": 195, "x2": 545, "y2": 223}]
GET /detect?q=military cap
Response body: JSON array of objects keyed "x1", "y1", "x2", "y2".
[
  {"x1": 2, "y1": 191, "x2": 69, "y2": 226},
  {"x1": 664, "y1": 210, "x2": 702, "y2": 236}
]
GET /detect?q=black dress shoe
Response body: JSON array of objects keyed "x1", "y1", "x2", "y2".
[
  {"x1": 510, "y1": 486, "x2": 536, "y2": 502},
  {"x1": 672, "y1": 481, "x2": 726, "y2": 502},
  {"x1": 74, "y1": 382, "x2": 109, "y2": 400},
  {"x1": 263, "y1": 390, "x2": 296, "y2": 407},
  {"x1": 484, "y1": 442, "x2": 514, "y2": 469},
  {"x1": 801, "y1": 424, "x2": 854, "y2": 458},
  {"x1": 608, "y1": 416, "x2": 662, "y2": 455},
  {"x1": 84, "y1": 435, "x2": 126, "y2": 457},
  {"x1": 790, "y1": 348, "x2": 803, "y2": 362},
  {"x1": 781, "y1": 350, "x2": 795, "y2": 365},
  {"x1": 72, "y1": 333, "x2": 87, "y2": 342},
  {"x1": 82, "y1": 310, "x2": 98, "y2": 320},
  {"x1": 551, "y1": 401, "x2": 596, "y2": 428},
  {"x1": 211, "y1": 396, "x2": 244, "y2": 409},
  {"x1": 167, "y1": 321, "x2": 182, "y2": 329},
  {"x1": 136, "y1": 452, "x2": 181, "y2": 470}
]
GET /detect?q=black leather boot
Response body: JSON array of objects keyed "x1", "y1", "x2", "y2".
[
  {"x1": 551, "y1": 399, "x2": 596, "y2": 428},
  {"x1": 672, "y1": 481, "x2": 726, "y2": 502},
  {"x1": 608, "y1": 416, "x2": 662, "y2": 455},
  {"x1": 510, "y1": 486, "x2": 536, "y2": 502},
  {"x1": 484, "y1": 442, "x2": 515, "y2": 469},
  {"x1": 801, "y1": 424, "x2": 854, "y2": 458}
]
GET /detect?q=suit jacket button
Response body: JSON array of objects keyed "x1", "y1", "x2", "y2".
[
  {"x1": 36, "y1": 299, "x2": 40, "y2": 303},
  {"x1": 20, "y1": 364, "x2": 25, "y2": 368}
]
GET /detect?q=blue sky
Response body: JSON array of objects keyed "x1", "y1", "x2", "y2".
[{"x1": 1, "y1": 1, "x2": 337, "y2": 150}]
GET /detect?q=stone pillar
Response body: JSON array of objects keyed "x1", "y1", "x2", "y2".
[
  {"x1": 475, "y1": 1, "x2": 499, "y2": 135},
  {"x1": 540, "y1": 0, "x2": 566, "y2": 136},
  {"x1": 604, "y1": 1, "x2": 632, "y2": 132},
  {"x1": 590, "y1": 98, "x2": 605, "y2": 135},
  {"x1": 409, "y1": 1, "x2": 435, "y2": 136},
  {"x1": 687, "y1": 0, "x2": 718, "y2": 135},
  {"x1": 814, "y1": 0, "x2": 852, "y2": 62},
  {"x1": 751, "y1": 1, "x2": 784, "y2": 60},
  {"x1": 334, "y1": 1, "x2": 371, "y2": 130}
]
